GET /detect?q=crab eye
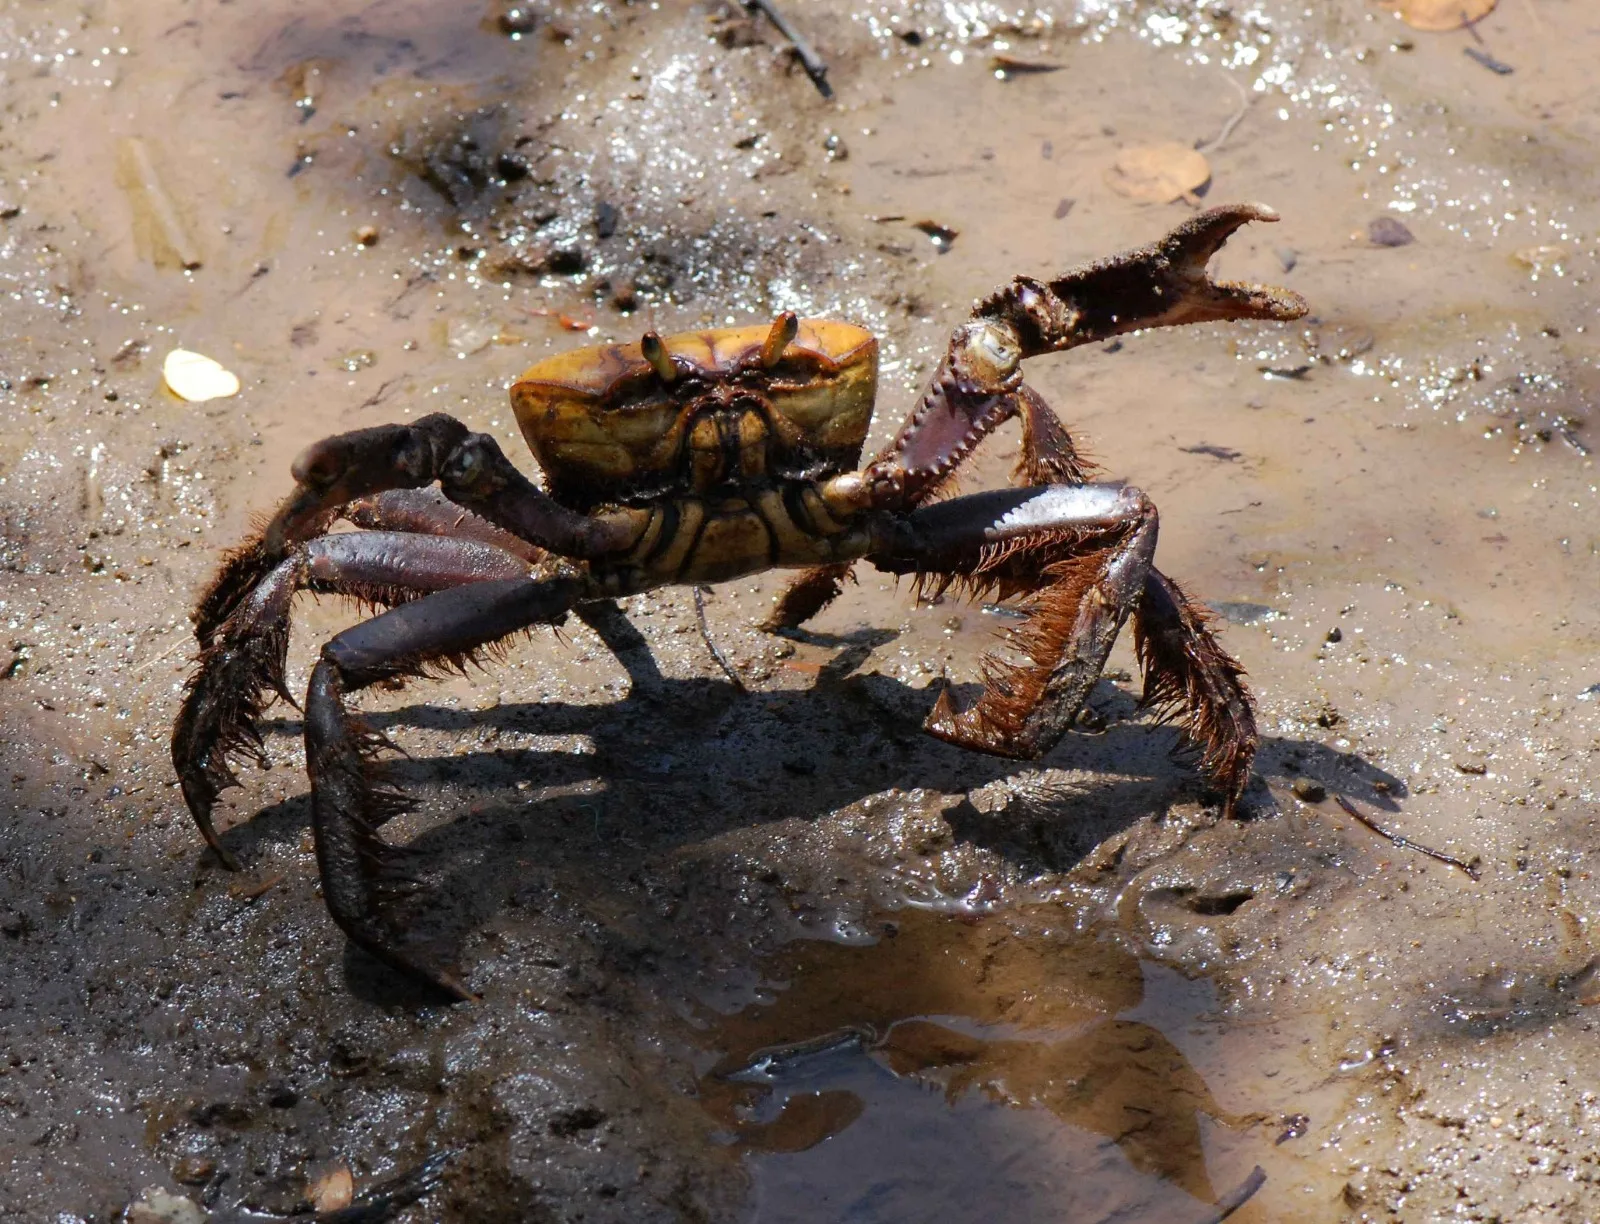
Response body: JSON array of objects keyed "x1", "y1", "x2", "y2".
[
  {"x1": 965, "y1": 321, "x2": 1020, "y2": 382},
  {"x1": 447, "y1": 440, "x2": 484, "y2": 485}
]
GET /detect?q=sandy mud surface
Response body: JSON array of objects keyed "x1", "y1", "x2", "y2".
[{"x1": 1, "y1": 0, "x2": 1597, "y2": 1220}]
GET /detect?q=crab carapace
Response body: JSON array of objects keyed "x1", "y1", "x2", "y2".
[{"x1": 172, "y1": 204, "x2": 1308, "y2": 999}]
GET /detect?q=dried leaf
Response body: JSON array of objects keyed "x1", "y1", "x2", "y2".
[
  {"x1": 308, "y1": 1162, "x2": 355, "y2": 1212},
  {"x1": 1103, "y1": 143, "x2": 1211, "y2": 204},
  {"x1": 162, "y1": 349, "x2": 241, "y2": 402},
  {"x1": 1379, "y1": 0, "x2": 1496, "y2": 32}
]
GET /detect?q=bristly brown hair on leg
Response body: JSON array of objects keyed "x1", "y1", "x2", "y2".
[
  {"x1": 193, "y1": 507, "x2": 338, "y2": 647},
  {"x1": 920, "y1": 541, "x2": 1116, "y2": 754},
  {"x1": 1132, "y1": 569, "x2": 1258, "y2": 813},
  {"x1": 760, "y1": 561, "x2": 855, "y2": 632},
  {"x1": 1015, "y1": 385, "x2": 1099, "y2": 488}
]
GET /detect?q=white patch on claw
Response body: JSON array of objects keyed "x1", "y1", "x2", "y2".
[{"x1": 991, "y1": 484, "x2": 1137, "y2": 535}]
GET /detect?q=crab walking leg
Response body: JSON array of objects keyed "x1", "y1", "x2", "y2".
[
  {"x1": 173, "y1": 532, "x2": 534, "y2": 868},
  {"x1": 1132, "y1": 568, "x2": 1257, "y2": 810},
  {"x1": 872, "y1": 483, "x2": 1157, "y2": 750},
  {"x1": 345, "y1": 488, "x2": 664, "y2": 694},
  {"x1": 869, "y1": 483, "x2": 1252, "y2": 807},
  {"x1": 1010, "y1": 389, "x2": 1257, "y2": 807},
  {"x1": 305, "y1": 575, "x2": 584, "y2": 1000},
  {"x1": 195, "y1": 414, "x2": 472, "y2": 643},
  {"x1": 344, "y1": 488, "x2": 545, "y2": 562},
  {"x1": 195, "y1": 417, "x2": 639, "y2": 644}
]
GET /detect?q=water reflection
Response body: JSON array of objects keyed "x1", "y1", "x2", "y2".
[{"x1": 699, "y1": 907, "x2": 1256, "y2": 1222}]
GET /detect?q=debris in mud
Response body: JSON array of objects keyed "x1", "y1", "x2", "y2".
[
  {"x1": 910, "y1": 219, "x2": 958, "y2": 252},
  {"x1": 126, "y1": 1189, "x2": 205, "y2": 1224},
  {"x1": 1054, "y1": 196, "x2": 1076, "y2": 219},
  {"x1": 1180, "y1": 443, "x2": 1242, "y2": 461},
  {"x1": 1335, "y1": 795, "x2": 1482, "y2": 879},
  {"x1": 744, "y1": 0, "x2": 833, "y2": 97},
  {"x1": 161, "y1": 349, "x2": 241, "y2": 402},
  {"x1": 1213, "y1": 601, "x2": 1279, "y2": 625},
  {"x1": 1511, "y1": 244, "x2": 1567, "y2": 273},
  {"x1": 1367, "y1": 215, "x2": 1416, "y2": 247},
  {"x1": 1463, "y1": 46, "x2": 1514, "y2": 74},
  {"x1": 989, "y1": 53, "x2": 1063, "y2": 77},
  {"x1": 116, "y1": 137, "x2": 203, "y2": 271},
  {"x1": 1104, "y1": 143, "x2": 1211, "y2": 204},
  {"x1": 308, "y1": 1161, "x2": 354, "y2": 1212},
  {"x1": 1291, "y1": 777, "x2": 1327, "y2": 803},
  {"x1": 1380, "y1": 0, "x2": 1497, "y2": 32}
]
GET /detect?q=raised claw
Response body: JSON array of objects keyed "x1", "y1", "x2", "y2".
[{"x1": 974, "y1": 202, "x2": 1309, "y2": 359}]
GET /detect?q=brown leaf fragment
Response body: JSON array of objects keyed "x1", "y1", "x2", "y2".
[
  {"x1": 1367, "y1": 216, "x2": 1415, "y2": 247},
  {"x1": 308, "y1": 1161, "x2": 354, "y2": 1213},
  {"x1": 1381, "y1": 0, "x2": 1497, "y2": 32},
  {"x1": 1103, "y1": 143, "x2": 1211, "y2": 204}
]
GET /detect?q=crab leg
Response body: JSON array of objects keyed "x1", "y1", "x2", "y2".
[
  {"x1": 173, "y1": 533, "x2": 535, "y2": 868},
  {"x1": 1008, "y1": 388, "x2": 1257, "y2": 805},
  {"x1": 346, "y1": 489, "x2": 664, "y2": 694},
  {"x1": 195, "y1": 416, "x2": 637, "y2": 644},
  {"x1": 764, "y1": 203, "x2": 1306, "y2": 625},
  {"x1": 305, "y1": 574, "x2": 584, "y2": 1000},
  {"x1": 867, "y1": 482, "x2": 1254, "y2": 811}
]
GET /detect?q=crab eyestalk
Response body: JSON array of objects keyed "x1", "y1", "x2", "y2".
[
  {"x1": 760, "y1": 311, "x2": 800, "y2": 368},
  {"x1": 640, "y1": 331, "x2": 677, "y2": 384},
  {"x1": 856, "y1": 319, "x2": 1025, "y2": 512}
]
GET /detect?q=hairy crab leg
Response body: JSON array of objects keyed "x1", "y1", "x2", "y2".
[
  {"x1": 867, "y1": 482, "x2": 1256, "y2": 811},
  {"x1": 346, "y1": 488, "x2": 664, "y2": 694},
  {"x1": 173, "y1": 532, "x2": 535, "y2": 868},
  {"x1": 764, "y1": 203, "x2": 1306, "y2": 627},
  {"x1": 195, "y1": 415, "x2": 638, "y2": 644},
  {"x1": 305, "y1": 574, "x2": 584, "y2": 1000},
  {"x1": 1010, "y1": 387, "x2": 1258, "y2": 807}
]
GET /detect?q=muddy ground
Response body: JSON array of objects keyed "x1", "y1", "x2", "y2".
[{"x1": 1, "y1": 0, "x2": 1597, "y2": 1220}]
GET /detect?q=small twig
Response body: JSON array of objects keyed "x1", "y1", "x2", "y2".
[
  {"x1": 1335, "y1": 795, "x2": 1481, "y2": 880},
  {"x1": 744, "y1": 0, "x2": 832, "y2": 98},
  {"x1": 1196, "y1": 71, "x2": 1252, "y2": 156},
  {"x1": 130, "y1": 635, "x2": 193, "y2": 675},
  {"x1": 693, "y1": 587, "x2": 748, "y2": 693},
  {"x1": 1190, "y1": 1166, "x2": 1267, "y2": 1224}
]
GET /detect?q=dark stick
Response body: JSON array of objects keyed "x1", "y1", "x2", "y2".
[
  {"x1": 744, "y1": 0, "x2": 833, "y2": 97},
  {"x1": 1335, "y1": 795, "x2": 1481, "y2": 880},
  {"x1": 694, "y1": 586, "x2": 748, "y2": 693},
  {"x1": 1190, "y1": 1165, "x2": 1267, "y2": 1224}
]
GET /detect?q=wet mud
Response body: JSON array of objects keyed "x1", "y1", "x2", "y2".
[{"x1": 1, "y1": 1, "x2": 1598, "y2": 1221}]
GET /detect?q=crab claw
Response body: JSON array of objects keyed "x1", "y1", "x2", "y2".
[{"x1": 975, "y1": 202, "x2": 1309, "y2": 359}]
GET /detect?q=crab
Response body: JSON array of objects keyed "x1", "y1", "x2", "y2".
[{"x1": 172, "y1": 203, "x2": 1307, "y2": 999}]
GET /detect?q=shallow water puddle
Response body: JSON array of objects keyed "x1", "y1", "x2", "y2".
[{"x1": 698, "y1": 907, "x2": 1272, "y2": 1223}]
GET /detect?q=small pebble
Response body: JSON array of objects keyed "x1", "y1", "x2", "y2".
[
  {"x1": 1368, "y1": 216, "x2": 1415, "y2": 248},
  {"x1": 1292, "y1": 777, "x2": 1326, "y2": 803},
  {"x1": 353, "y1": 224, "x2": 379, "y2": 246},
  {"x1": 823, "y1": 132, "x2": 849, "y2": 161},
  {"x1": 1325, "y1": 626, "x2": 1342, "y2": 643}
]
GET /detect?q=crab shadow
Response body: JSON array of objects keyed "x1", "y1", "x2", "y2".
[{"x1": 220, "y1": 650, "x2": 1405, "y2": 1004}]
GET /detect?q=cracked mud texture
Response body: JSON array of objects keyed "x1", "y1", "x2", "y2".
[{"x1": 1, "y1": 0, "x2": 1598, "y2": 1221}]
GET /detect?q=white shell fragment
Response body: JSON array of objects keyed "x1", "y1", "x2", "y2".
[{"x1": 163, "y1": 348, "x2": 241, "y2": 402}]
